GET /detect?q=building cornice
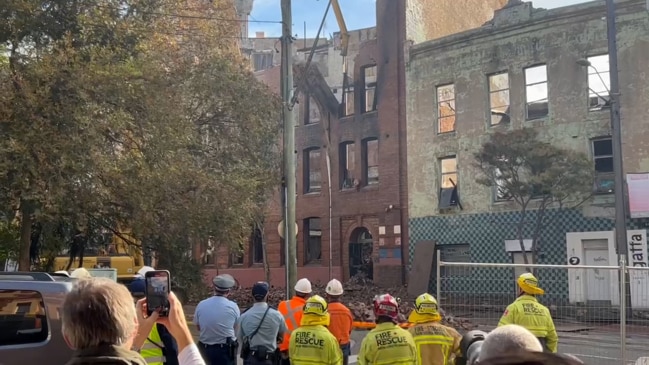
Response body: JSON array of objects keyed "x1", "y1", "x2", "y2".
[{"x1": 410, "y1": 0, "x2": 644, "y2": 59}]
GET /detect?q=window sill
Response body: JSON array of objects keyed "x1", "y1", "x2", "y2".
[
  {"x1": 340, "y1": 187, "x2": 357, "y2": 193},
  {"x1": 525, "y1": 116, "x2": 548, "y2": 122},
  {"x1": 362, "y1": 110, "x2": 378, "y2": 115},
  {"x1": 437, "y1": 130, "x2": 457, "y2": 136},
  {"x1": 303, "y1": 260, "x2": 323, "y2": 267},
  {"x1": 363, "y1": 184, "x2": 379, "y2": 191},
  {"x1": 229, "y1": 264, "x2": 245, "y2": 268},
  {"x1": 304, "y1": 191, "x2": 322, "y2": 197}
]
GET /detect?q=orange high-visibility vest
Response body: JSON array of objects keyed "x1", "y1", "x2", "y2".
[{"x1": 277, "y1": 296, "x2": 306, "y2": 352}]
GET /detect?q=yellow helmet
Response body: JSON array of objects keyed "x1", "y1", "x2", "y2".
[
  {"x1": 517, "y1": 272, "x2": 544, "y2": 295},
  {"x1": 414, "y1": 293, "x2": 439, "y2": 315},
  {"x1": 303, "y1": 295, "x2": 328, "y2": 316}
]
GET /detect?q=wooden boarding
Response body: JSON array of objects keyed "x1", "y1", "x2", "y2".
[{"x1": 407, "y1": 240, "x2": 437, "y2": 298}]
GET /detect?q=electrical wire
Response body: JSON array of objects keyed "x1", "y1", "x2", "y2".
[{"x1": 289, "y1": 0, "x2": 332, "y2": 108}]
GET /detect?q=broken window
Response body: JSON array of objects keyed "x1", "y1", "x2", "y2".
[
  {"x1": 437, "y1": 84, "x2": 456, "y2": 133},
  {"x1": 439, "y1": 156, "x2": 459, "y2": 209},
  {"x1": 587, "y1": 54, "x2": 611, "y2": 110},
  {"x1": 362, "y1": 65, "x2": 377, "y2": 113},
  {"x1": 251, "y1": 228, "x2": 263, "y2": 264},
  {"x1": 305, "y1": 96, "x2": 321, "y2": 125},
  {"x1": 340, "y1": 141, "x2": 356, "y2": 189},
  {"x1": 592, "y1": 138, "x2": 614, "y2": 194},
  {"x1": 304, "y1": 217, "x2": 322, "y2": 264},
  {"x1": 494, "y1": 167, "x2": 512, "y2": 201},
  {"x1": 363, "y1": 138, "x2": 379, "y2": 185},
  {"x1": 524, "y1": 64, "x2": 549, "y2": 119},
  {"x1": 344, "y1": 87, "x2": 355, "y2": 116},
  {"x1": 489, "y1": 72, "x2": 510, "y2": 125},
  {"x1": 304, "y1": 148, "x2": 321, "y2": 193},
  {"x1": 251, "y1": 52, "x2": 273, "y2": 71}
]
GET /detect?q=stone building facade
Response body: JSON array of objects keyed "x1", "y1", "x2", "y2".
[{"x1": 406, "y1": 0, "x2": 649, "y2": 303}]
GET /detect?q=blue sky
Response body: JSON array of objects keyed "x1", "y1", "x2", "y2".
[{"x1": 248, "y1": 0, "x2": 591, "y2": 38}]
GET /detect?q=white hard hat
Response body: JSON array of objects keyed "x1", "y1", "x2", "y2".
[
  {"x1": 70, "y1": 268, "x2": 91, "y2": 279},
  {"x1": 136, "y1": 266, "x2": 155, "y2": 277},
  {"x1": 54, "y1": 270, "x2": 71, "y2": 277},
  {"x1": 294, "y1": 278, "x2": 312, "y2": 294},
  {"x1": 325, "y1": 279, "x2": 344, "y2": 296}
]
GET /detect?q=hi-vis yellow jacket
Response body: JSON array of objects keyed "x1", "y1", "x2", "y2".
[
  {"x1": 498, "y1": 295, "x2": 559, "y2": 353},
  {"x1": 140, "y1": 324, "x2": 165, "y2": 365},
  {"x1": 289, "y1": 324, "x2": 343, "y2": 365},
  {"x1": 408, "y1": 322, "x2": 461, "y2": 365},
  {"x1": 358, "y1": 322, "x2": 417, "y2": 365}
]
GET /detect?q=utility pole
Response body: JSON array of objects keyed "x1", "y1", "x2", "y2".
[
  {"x1": 606, "y1": 0, "x2": 631, "y2": 324},
  {"x1": 280, "y1": 0, "x2": 297, "y2": 298}
]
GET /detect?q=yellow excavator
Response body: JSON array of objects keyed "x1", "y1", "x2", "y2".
[{"x1": 53, "y1": 227, "x2": 145, "y2": 284}]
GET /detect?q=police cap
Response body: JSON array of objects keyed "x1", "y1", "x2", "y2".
[{"x1": 212, "y1": 274, "x2": 236, "y2": 291}]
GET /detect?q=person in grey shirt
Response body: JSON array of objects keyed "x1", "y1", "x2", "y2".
[
  {"x1": 238, "y1": 282, "x2": 287, "y2": 365},
  {"x1": 194, "y1": 274, "x2": 240, "y2": 365}
]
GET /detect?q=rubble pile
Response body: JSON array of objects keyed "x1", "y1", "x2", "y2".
[{"x1": 227, "y1": 275, "x2": 474, "y2": 330}]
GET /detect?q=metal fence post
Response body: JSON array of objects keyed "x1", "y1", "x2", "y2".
[
  {"x1": 436, "y1": 250, "x2": 441, "y2": 301},
  {"x1": 619, "y1": 257, "x2": 627, "y2": 365}
]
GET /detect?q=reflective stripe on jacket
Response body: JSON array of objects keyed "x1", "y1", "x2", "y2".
[
  {"x1": 141, "y1": 324, "x2": 166, "y2": 365},
  {"x1": 278, "y1": 297, "x2": 306, "y2": 351},
  {"x1": 358, "y1": 322, "x2": 417, "y2": 365},
  {"x1": 288, "y1": 325, "x2": 343, "y2": 365},
  {"x1": 497, "y1": 295, "x2": 559, "y2": 353},
  {"x1": 408, "y1": 322, "x2": 461, "y2": 365}
]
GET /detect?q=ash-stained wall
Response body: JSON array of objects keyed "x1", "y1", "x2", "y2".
[
  {"x1": 405, "y1": 0, "x2": 509, "y2": 45},
  {"x1": 406, "y1": 0, "x2": 649, "y2": 219}
]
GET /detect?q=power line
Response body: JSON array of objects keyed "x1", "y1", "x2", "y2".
[{"x1": 91, "y1": 4, "x2": 282, "y2": 24}]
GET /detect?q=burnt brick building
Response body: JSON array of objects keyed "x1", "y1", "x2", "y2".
[{"x1": 203, "y1": 0, "x2": 508, "y2": 288}]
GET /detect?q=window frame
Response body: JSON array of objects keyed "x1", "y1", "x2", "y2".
[
  {"x1": 436, "y1": 83, "x2": 456, "y2": 133},
  {"x1": 585, "y1": 54, "x2": 611, "y2": 111},
  {"x1": 251, "y1": 227, "x2": 264, "y2": 265},
  {"x1": 230, "y1": 242, "x2": 244, "y2": 266},
  {"x1": 488, "y1": 72, "x2": 511, "y2": 125},
  {"x1": 339, "y1": 141, "x2": 356, "y2": 190},
  {"x1": 304, "y1": 147, "x2": 322, "y2": 194},
  {"x1": 361, "y1": 65, "x2": 377, "y2": 113},
  {"x1": 440, "y1": 155, "x2": 458, "y2": 189},
  {"x1": 0, "y1": 290, "x2": 50, "y2": 347},
  {"x1": 304, "y1": 217, "x2": 322, "y2": 264},
  {"x1": 343, "y1": 86, "x2": 355, "y2": 116},
  {"x1": 523, "y1": 64, "x2": 549, "y2": 120},
  {"x1": 362, "y1": 138, "x2": 379, "y2": 186},
  {"x1": 305, "y1": 96, "x2": 321, "y2": 125},
  {"x1": 592, "y1": 137, "x2": 614, "y2": 174}
]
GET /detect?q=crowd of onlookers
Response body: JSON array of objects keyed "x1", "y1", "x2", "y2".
[{"x1": 58, "y1": 273, "x2": 587, "y2": 365}]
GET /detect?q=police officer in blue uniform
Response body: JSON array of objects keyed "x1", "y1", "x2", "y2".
[
  {"x1": 238, "y1": 282, "x2": 287, "y2": 365},
  {"x1": 195, "y1": 274, "x2": 241, "y2": 365}
]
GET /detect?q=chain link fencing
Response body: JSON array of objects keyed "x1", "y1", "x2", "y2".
[{"x1": 433, "y1": 259, "x2": 649, "y2": 365}]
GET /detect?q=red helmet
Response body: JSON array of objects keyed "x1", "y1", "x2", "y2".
[{"x1": 373, "y1": 293, "x2": 399, "y2": 320}]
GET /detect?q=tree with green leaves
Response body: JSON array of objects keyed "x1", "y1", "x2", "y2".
[
  {"x1": 0, "y1": 0, "x2": 281, "y2": 292},
  {"x1": 474, "y1": 128, "x2": 595, "y2": 266}
]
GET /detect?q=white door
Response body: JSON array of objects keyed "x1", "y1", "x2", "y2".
[
  {"x1": 512, "y1": 252, "x2": 534, "y2": 292},
  {"x1": 583, "y1": 239, "x2": 611, "y2": 302}
]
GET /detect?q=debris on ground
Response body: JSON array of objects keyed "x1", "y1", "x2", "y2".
[{"x1": 226, "y1": 274, "x2": 475, "y2": 330}]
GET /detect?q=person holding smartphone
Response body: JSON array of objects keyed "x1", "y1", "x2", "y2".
[{"x1": 128, "y1": 270, "x2": 179, "y2": 365}]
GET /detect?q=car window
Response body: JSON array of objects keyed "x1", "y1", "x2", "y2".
[{"x1": 0, "y1": 290, "x2": 49, "y2": 346}]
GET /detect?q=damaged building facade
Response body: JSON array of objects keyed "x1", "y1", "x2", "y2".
[
  {"x1": 407, "y1": 0, "x2": 649, "y2": 304},
  {"x1": 202, "y1": 0, "x2": 507, "y2": 287}
]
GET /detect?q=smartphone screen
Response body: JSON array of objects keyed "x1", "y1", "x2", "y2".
[{"x1": 145, "y1": 270, "x2": 170, "y2": 317}]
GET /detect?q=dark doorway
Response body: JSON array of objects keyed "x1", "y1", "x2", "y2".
[{"x1": 349, "y1": 227, "x2": 373, "y2": 280}]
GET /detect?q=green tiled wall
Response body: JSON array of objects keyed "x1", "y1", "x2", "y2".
[{"x1": 408, "y1": 208, "x2": 649, "y2": 300}]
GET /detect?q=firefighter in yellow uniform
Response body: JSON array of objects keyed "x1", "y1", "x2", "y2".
[
  {"x1": 289, "y1": 295, "x2": 343, "y2": 365},
  {"x1": 498, "y1": 273, "x2": 558, "y2": 353},
  {"x1": 407, "y1": 293, "x2": 461, "y2": 365},
  {"x1": 358, "y1": 293, "x2": 417, "y2": 365}
]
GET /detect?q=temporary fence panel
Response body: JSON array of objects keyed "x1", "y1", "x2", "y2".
[{"x1": 435, "y1": 260, "x2": 629, "y2": 365}]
